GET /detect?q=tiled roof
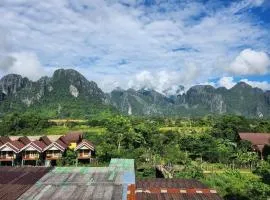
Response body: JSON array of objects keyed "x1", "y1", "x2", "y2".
[{"x1": 239, "y1": 133, "x2": 270, "y2": 145}]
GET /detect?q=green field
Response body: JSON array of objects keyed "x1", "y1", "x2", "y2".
[
  {"x1": 43, "y1": 125, "x2": 106, "y2": 135},
  {"x1": 159, "y1": 126, "x2": 212, "y2": 134}
]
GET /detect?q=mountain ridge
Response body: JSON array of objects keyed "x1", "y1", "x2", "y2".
[{"x1": 0, "y1": 69, "x2": 270, "y2": 118}]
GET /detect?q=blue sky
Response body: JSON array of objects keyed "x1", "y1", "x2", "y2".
[{"x1": 0, "y1": 0, "x2": 270, "y2": 93}]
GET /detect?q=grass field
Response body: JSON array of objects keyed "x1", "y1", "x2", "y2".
[
  {"x1": 159, "y1": 126, "x2": 212, "y2": 134},
  {"x1": 43, "y1": 125, "x2": 106, "y2": 135}
]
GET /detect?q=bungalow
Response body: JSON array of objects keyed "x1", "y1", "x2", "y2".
[
  {"x1": 75, "y1": 139, "x2": 95, "y2": 165},
  {"x1": 239, "y1": 132, "x2": 270, "y2": 159},
  {"x1": 20, "y1": 138, "x2": 47, "y2": 166},
  {"x1": 0, "y1": 138, "x2": 24, "y2": 166},
  {"x1": 43, "y1": 138, "x2": 67, "y2": 166}
]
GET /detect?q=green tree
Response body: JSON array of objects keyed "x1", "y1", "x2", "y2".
[{"x1": 63, "y1": 149, "x2": 77, "y2": 166}]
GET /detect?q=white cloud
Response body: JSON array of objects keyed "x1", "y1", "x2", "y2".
[
  {"x1": 0, "y1": 52, "x2": 47, "y2": 81},
  {"x1": 228, "y1": 49, "x2": 270, "y2": 75},
  {"x1": 127, "y1": 64, "x2": 200, "y2": 94},
  {"x1": 217, "y1": 77, "x2": 236, "y2": 89},
  {"x1": 217, "y1": 76, "x2": 270, "y2": 91},
  {"x1": 0, "y1": 0, "x2": 269, "y2": 91},
  {"x1": 239, "y1": 79, "x2": 270, "y2": 90}
]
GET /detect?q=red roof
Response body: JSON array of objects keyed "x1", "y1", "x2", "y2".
[
  {"x1": 135, "y1": 192, "x2": 222, "y2": 200},
  {"x1": 10, "y1": 141, "x2": 25, "y2": 150},
  {"x1": 32, "y1": 140, "x2": 47, "y2": 152},
  {"x1": 43, "y1": 138, "x2": 68, "y2": 152},
  {"x1": 18, "y1": 137, "x2": 31, "y2": 145},
  {"x1": 131, "y1": 179, "x2": 222, "y2": 200},
  {"x1": 0, "y1": 166, "x2": 52, "y2": 200},
  {"x1": 60, "y1": 131, "x2": 83, "y2": 145},
  {"x1": 55, "y1": 138, "x2": 68, "y2": 149},
  {"x1": 0, "y1": 136, "x2": 12, "y2": 144},
  {"x1": 39, "y1": 136, "x2": 52, "y2": 146},
  {"x1": 136, "y1": 179, "x2": 208, "y2": 189},
  {"x1": 239, "y1": 133, "x2": 270, "y2": 145},
  {"x1": 75, "y1": 139, "x2": 95, "y2": 151},
  {"x1": 0, "y1": 141, "x2": 25, "y2": 153}
]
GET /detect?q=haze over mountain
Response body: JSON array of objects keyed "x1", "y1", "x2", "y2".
[{"x1": 1, "y1": 69, "x2": 269, "y2": 118}]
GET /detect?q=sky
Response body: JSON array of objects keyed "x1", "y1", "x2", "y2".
[{"x1": 0, "y1": 0, "x2": 270, "y2": 94}]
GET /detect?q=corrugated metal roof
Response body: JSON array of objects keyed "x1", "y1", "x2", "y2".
[
  {"x1": 132, "y1": 179, "x2": 223, "y2": 200},
  {"x1": 135, "y1": 192, "x2": 222, "y2": 200},
  {"x1": 136, "y1": 179, "x2": 208, "y2": 189},
  {"x1": 109, "y1": 158, "x2": 135, "y2": 172},
  {"x1": 19, "y1": 159, "x2": 136, "y2": 200},
  {"x1": 0, "y1": 167, "x2": 52, "y2": 200}
]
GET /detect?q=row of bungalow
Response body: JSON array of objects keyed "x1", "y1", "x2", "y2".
[{"x1": 0, "y1": 132, "x2": 95, "y2": 166}]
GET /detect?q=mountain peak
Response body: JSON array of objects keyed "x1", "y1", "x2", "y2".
[
  {"x1": 0, "y1": 74, "x2": 29, "y2": 95},
  {"x1": 232, "y1": 82, "x2": 252, "y2": 90},
  {"x1": 1, "y1": 74, "x2": 23, "y2": 81},
  {"x1": 53, "y1": 68, "x2": 85, "y2": 79},
  {"x1": 189, "y1": 84, "x2": 215, "y2": 91}
]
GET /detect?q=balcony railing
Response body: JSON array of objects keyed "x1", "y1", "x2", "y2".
[
  {"x1": 23, "y1": 154, "x2": 39, "y2": 160},
  {"x1": 0, "y1": 155, "x2": 14, "y2": 160},
  {"x1": 77, "y1": 152, "x2": 91, "y2": 159},
  {"x1": 46, "y1": 154, "x2": 62, "y2": 159}
]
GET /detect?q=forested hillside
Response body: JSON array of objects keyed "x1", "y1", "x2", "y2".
[{"x1": 0, "y1": 113, "x2": 270, "y2": 199}]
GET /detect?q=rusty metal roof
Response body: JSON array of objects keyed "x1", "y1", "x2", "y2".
[
  {"x1": 135, "y1": 192, "x2": 222, "y2": 200},
  {"x1": 130, "y1": 179, "x2": 223, "y2": 200},
  {"x1": 19, "y1": 159, "x2": 136, "y2": 200},
  {"x1": 0, "y1": 167, "x2": 52, "y2": 200},
  {"x1": 136, "y1": 179, "x2": 208, "y2": 189}
]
